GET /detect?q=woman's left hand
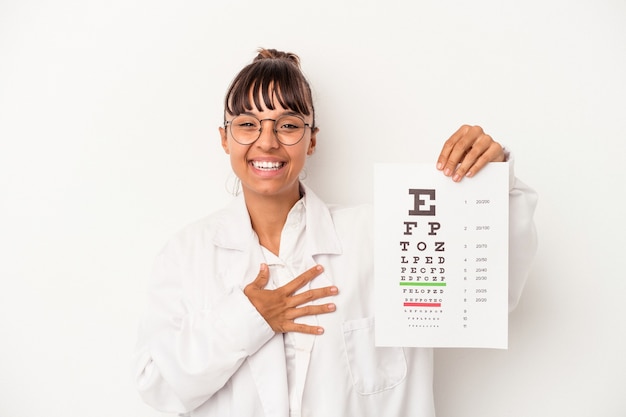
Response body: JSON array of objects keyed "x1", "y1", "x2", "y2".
[{"x1": 436, "y1": 125, "x2": 506, "y2": 182}]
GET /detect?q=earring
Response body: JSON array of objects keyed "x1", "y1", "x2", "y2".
[{"x1": 224, "y1": 173, "x2": 241, "y2": 196}]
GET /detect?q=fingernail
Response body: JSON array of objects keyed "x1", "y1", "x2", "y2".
[
  {"x1": 444, "y1": 168, "x2": 452, "y2": 176},
  {"x1": 466, "y1": 170, "x2": 474, "y2": 178},
  {"x1": 437, "y1": 162, "x2": 443, "y2": 170},
  {"x1": 330, "y1": 286, "x2": 338, "y2": 294},
  {"x1": 316, "y1": 265, "x2": 324, "y2": 271},
  {"x1": 453, "y1": 173, "x2": 461, "y2": 182},
  {"x1": 317, "y1": 327, "x2": 324, "y2": 335},
  {"x1": 327, "y1": 303, "x2": 336, "y2": 311}
]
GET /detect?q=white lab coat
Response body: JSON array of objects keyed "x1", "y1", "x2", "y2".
[{"x1": 133, "y1": 166, "x2": 538, "y2": 417}]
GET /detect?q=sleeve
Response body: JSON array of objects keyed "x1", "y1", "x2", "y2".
[
  {"x1": 132, "y1": 241, "x2": 275, "y2": 413},
  {"x1": 506, "y1": 155, "x2": 539, "y2": 312}
]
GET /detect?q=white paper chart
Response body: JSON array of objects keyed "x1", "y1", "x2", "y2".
[{"x1": 374, "y1": 162, "x2": 509, "y2": 348}]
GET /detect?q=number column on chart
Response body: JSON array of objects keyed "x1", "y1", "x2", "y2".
[{"x1": 462, "y1": 198, "x2": 492, "y2": 329}]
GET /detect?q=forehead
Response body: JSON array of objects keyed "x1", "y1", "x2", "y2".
[
  {"x1": 247, "y1": 85, "x2": 285, "y2": 111},
  {"x1": 226, "y1": 68, "x2": 313, "y2": 118},
  {"x1": 227, "y1": 85, "x2": 310, "y2": 119}
]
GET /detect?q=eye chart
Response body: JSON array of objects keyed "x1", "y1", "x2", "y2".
[{"x1": 374, "y1": 162, "x2": 509, "y2": 348}]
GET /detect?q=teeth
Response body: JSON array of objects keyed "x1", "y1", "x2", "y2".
[{"x1": 252, "y1": 161, "x2": 283, "y2": 170}]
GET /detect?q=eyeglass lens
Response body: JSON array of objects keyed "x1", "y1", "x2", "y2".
[{"x1": 229, "y1": 115, "x2": 307, "y2": 145}]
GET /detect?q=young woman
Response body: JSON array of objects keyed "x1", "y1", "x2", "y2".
[{"x1": 133, "y1": 48, "x2": 537, "y2": 417}]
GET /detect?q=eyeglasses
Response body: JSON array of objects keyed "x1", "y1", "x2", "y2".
[{"x1": 224, "y1": 114, "x2": 312, "y2": 146}]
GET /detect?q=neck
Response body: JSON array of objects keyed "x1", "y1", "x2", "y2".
[{"x1": 244, "y1": 185, "x2": 302, "y2": 256}]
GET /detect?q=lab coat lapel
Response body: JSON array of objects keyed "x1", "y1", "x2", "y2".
[
  {"x1": 243, "y1": 243, "x2": 290, "y2": 416},
  {"x1": 301, "y1": 184, "x2": 342, "y2": 260},
  {"x1": 238, "y1": 244, "x2": 289, "y2": 416},
  {"x1": 247, "y1": 334, "x2": 289, "y2": 417},
  {"x1": 213, "y1": 197, "x2": 290, "y2": 416},
  {"x1": 289, "y1": 186, "x2": 343, "y2": 405},
  {"x1": 294, "y1": 185, "x2": 342, "y2": 358}
]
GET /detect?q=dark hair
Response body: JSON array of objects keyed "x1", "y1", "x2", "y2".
[{"x1": 224, "y1": 48, "x2": 315, "y2": 127}]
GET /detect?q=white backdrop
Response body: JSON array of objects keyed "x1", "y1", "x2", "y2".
[{"x1": 1, "y1": 0, "x2": 625, "y2": 416}]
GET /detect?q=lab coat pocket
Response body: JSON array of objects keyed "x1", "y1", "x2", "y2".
[{"x1": 342, "y1": 317, "x2": 407, "y2": 395}]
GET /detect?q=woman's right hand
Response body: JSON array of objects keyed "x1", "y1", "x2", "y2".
[{"x1": 244, "y1": 264, "x2": 338, "y2": 335}]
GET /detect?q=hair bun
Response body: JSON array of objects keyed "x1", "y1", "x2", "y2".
[{"x1": 254, "y1": 48, "x2": 301, "y2": 68}]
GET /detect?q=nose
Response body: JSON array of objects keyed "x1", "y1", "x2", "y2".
[{"x1": 255, "y1": 119, "x2": 280, "y2": 149}]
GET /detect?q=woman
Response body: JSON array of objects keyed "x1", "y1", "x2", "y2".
[{"x1": 133, "y1": 48, "x2": 538, "y2": 417}]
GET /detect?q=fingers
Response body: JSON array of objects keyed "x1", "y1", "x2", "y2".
[
  {"x1": 287, "y1": 322, "x2": 328, "y2": 335},
  {"x1": 437, "y1": 125, "x2": 472, "y2": 174},
  {"x1": 249, "y1": 263, "x2": 270, "y2": 289},
  {"x1": 244, "y1": 263, "x2": 339, "y2": 335},
  {"x1": 280, "y1": 302, "x2": 338, "y2": 335},
  {"x1": 287, "y1": 284, "x2": 338, "y2": 308},
  {"x1": 280, "y1": 267, "x2": 338, "y2": 334},
  {"x1": 437, "y1": 125, "x2": 505, "y2": 182},
  {"x1": 279, "y1": 264, "x2": 325, "y2": 297},
  {"x1": 286, "y1": 302, "x2": 337, "y2": 319}
]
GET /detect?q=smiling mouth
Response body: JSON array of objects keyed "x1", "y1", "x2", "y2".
[{"x1": 251, "y1": 161, "x2": 285, "y2": 170}]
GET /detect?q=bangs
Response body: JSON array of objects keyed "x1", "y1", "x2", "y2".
[{"x1": 225, "y1": 59, "x2": 313, "y2": 120}]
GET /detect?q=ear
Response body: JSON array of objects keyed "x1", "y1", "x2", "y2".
[
  {"x1": 307, "y1": 127, "x2": 318, "y2": 155},
  {"x1": 219, "y1": 127, "x2": 230, "y2": 154}
]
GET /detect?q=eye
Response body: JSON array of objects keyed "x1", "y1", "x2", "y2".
[
  {"x1": 277, "y1": 116, "x2": 304, "y2": 131},
  {"x1": 233, "y1": 116, "x2": 260, "y2": 130}
]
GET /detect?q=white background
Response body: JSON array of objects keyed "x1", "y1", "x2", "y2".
[{"x1": 1, "y1": 0, "x2": 624, "y2": 416}]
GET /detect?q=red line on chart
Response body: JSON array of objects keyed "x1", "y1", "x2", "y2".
[{"x1": 404, "y1": 302, "x2": 441, "y2": 307}]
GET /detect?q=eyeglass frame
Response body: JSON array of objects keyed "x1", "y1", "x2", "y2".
[{"x1": 223, "y1": 113, "x2": 314, "y2": 146}]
